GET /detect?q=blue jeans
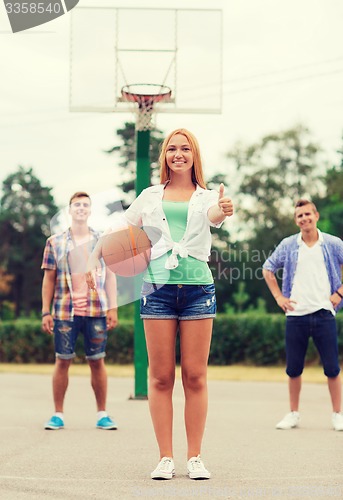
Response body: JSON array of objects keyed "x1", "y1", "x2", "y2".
[
  {"x1": 140, "y1": 282, "x2": 216, "y2": 320},
  {"x1": 53, "y1": 316, "x2": 107, "y2": 361},
  {"x1": 285, "y1": 309, "x2": 340, "y2": 378}
]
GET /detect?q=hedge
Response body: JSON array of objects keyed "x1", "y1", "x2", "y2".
[
  {"x1": 0, "y1": 319, "x2": 134, "y2": 364},
  {"x1": 0, "y1": 314, "x2": 343, "y2": 365},
  {"x1": 210, "y1": 313, "x2": 342, "y2": 365}
]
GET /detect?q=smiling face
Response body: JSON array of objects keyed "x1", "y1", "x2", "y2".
[
  {"x1": 294, "y1": 203, "x2": 319, "y2": 233},
  {"x1": 165, "y1": 133, "x2": 194, "y2": 178},
  {"x1": 159, "y1": 128, "x2": 206, "y2": 188},
  {"x1": 69, "y1": 196, "x2": 91, "y2": 223}
]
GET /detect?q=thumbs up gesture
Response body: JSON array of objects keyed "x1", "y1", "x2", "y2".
[{"x1": 218, "y1": 183, "x2": 233, "y2": 217}]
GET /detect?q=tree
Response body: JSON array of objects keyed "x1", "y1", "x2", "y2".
[
  {"x1": 315, "y1": 132, "x2": 343, "y2": 238},
  {"x1": 229, "y1": 124, "x2": 326, "y2": 239},
  {"x1": 0, "y1": 266, "x2": 14, "y2": 319},
  {"x1": 232, "y1": 282, "x2": 250, "y2": 312},
  {"x1": 0, "y1": 166, "x2": 58, "y2": 316},
  {"x1": 206, "y1": 172, "x2": 237, "y2": 311}
]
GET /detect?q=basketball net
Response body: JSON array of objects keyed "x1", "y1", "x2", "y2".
[
  {"x1": 121, "y1": 84, "x2": 172, "y2": 132},
  {"x1": 135, "y1": 98, "x2": 156, "y2": 132}
]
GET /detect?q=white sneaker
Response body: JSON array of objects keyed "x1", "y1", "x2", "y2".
[
  {"x1": 276, "y1": 411, "x2": 300, "y2": 430},
  {"x1": 151, "y1": 457, "x2": 175, "y2": 479},
  {"x1": 332, "y1": 412, "x2": 343, "y2": 431},
  {"x1": 187, "y1": 455, "x2": 211, "y2": 479}
]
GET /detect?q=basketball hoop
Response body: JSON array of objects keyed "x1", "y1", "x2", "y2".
[{"x1": 121, "y1": 84, "x2": 172, "y2": 132}]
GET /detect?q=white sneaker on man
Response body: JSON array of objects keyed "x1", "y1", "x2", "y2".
[
  {"x1": 151, "y1": 457, "x2": 175, "y2": 479},
  {"x1": 187, "y1": 455, "x2": 211, "y2": 479},
  {"x1": 276, "y1": 411, "x2": 300, "y2": 430},
  {"x1": 332, "y1": 412, "x2": 343, "y2": 431}
]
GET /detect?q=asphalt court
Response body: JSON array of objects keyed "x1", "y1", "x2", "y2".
[{"x1": 0, "y1": 372, "x2": 342, "y2": 500}]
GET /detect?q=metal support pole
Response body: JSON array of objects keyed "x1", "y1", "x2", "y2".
[{"x1": 133, "y1": 128, "x2": 150, "y2": 398}]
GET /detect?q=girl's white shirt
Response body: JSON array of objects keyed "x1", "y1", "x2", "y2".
[{"x1": 124, "y1": 183, "x2": 223, "y2": 270}]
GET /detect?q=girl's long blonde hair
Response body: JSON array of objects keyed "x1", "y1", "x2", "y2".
[{"x1": 159, "y1": 129, "x2": 206, "y2": 188}]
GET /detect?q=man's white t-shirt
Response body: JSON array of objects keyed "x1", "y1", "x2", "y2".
[{"x1": 287, "y1": 232, "x2": 334, "y2": 316}]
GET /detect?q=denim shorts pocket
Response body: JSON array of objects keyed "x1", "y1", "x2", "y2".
[
  {"x1": 200, "y1": 284, "x2": 215, "y2": 294},
  {"x1": 141, "y1": 281, "x2": 155, "y2": 296}
]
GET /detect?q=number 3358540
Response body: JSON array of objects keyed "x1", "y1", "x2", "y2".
[{"x1": 5, "y1": 3, "x2": 62, "y2": 14}]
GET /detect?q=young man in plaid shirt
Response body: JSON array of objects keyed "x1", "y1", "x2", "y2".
[{"x1": 41, "y1": 192, "x2": 118, "y2": 430}]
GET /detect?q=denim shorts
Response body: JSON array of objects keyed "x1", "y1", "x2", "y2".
[
  {"x1": 140, "y1": 282, "x2": 216, "y2": 320},
  {"x1": 285, "y1": 309, "x2": 340, "y2": 378},
  {"x1": 53, "y1": 316, "x2": 107, "y2": 361}
]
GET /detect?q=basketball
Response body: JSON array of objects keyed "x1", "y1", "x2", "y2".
[{"x1": 101, "y1": 225, "x2": 151, "y2": 277}]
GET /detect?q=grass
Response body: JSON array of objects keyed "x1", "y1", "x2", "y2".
[{"x1": 0, "y1": 363, "x2": 330, "y2": 384}]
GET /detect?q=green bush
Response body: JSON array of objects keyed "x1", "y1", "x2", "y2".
[
  {"x1": 210, "y1": 313, "x2": 343, "y2": 365},
  {"x1": 0, "y1": 313, "x2": 342, "y2": 365},
  {"x1": 104, "y1": 320, "x2": 134, "y2": 364},
  {"x1": 211, "y1": 313, "x2": 287, "y2": 365},
  {"x1": 0, "y1": 319, "x2": 134, "y2": 364},
  {"x1": 0, "y1": 319, "x2": 55, "y2": 363}
]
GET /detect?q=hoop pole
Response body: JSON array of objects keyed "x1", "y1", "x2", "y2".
[{"x1": 133, "y1": 128, "x2": 150, "y2": 399}]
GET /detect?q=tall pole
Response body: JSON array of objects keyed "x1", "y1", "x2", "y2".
[{"x1": 133, "y1": 128, "x2": 150, "y2": 398}]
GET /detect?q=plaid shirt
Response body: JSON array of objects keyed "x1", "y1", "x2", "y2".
[
  {"x1": 41, "y1": 228, "x2": 108, "y2": 320},
  {"x1": 263, "y1": 230, "x2": 343, "y2": 312}
]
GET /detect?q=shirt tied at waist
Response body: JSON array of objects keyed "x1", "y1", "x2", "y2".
[{"x1": 165, "y1": 243, "x2": 189, "y2": 270}]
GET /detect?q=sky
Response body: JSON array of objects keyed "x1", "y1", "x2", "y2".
[{"x1": 1, "y1": 0, "x2": 343, "y2": 227}]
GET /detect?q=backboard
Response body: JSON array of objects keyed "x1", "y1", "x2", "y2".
[{"x1": 69, "y1": 6, "x2": 223, "y2": 114}]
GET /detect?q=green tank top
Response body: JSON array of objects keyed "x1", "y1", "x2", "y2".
[{"x1": 144, "y1": 201, "x2": 213, "y2": 284}]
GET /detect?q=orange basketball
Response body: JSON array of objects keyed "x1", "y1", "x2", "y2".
[{"x1": 101, "y1": 225, "x2": 151, "y2": 277}]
